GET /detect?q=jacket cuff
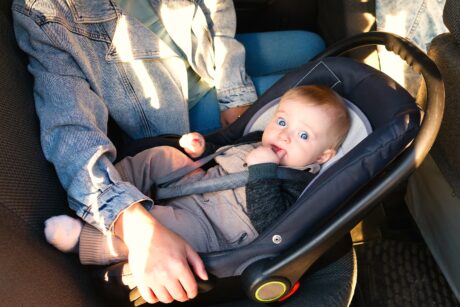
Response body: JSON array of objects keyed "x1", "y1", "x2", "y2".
[
  {"x1": 73, "y1": 181, "x2": 153, "y2": 233},
  {"x1": 217, "y1": 85, "x2": 258, "y2": 111},
  {"x1": 248, "y1": 163, "x2": 278, "y2": 181}
]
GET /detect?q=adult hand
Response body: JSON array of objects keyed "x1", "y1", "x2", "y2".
[
  {"x1": 114, "y1": 203, "x2": 208, "y2": 304},
  {"x1": 179, "y1": 132, "x2": 205, "y2": 158},
  {"x1": 220, "y1": 105, "x2": 250, "y2": 128},
  {"x1": 246, "y1": 145, "x2": 286, "y2": 166}
]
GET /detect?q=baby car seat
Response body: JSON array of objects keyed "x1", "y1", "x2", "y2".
[{"x1": 104, "y1": 32, "x2": 444, "y2": 306}]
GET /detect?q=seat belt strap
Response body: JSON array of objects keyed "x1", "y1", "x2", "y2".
[
  {"x1": 155, "y1": 145, "x2": 239, "y2": 186},
  {"x1": 154, "y1": 167, "x2": 315, "y2": 201},
  {"x1": 155, "y1": 171, "x2": 248, "y2": 200}
]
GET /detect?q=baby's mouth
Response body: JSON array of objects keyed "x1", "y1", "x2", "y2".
[{"x1": 271, "y1": 144, "x2": 283, "y2": 153}]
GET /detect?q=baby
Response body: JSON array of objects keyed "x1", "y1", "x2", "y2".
[{"x1": 45, "y1": 85, "x2": 350, "y2": 265}]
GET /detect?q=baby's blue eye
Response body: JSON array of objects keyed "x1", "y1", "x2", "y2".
[
  {"x1": 277, "y1": 118, "x2": 286, "y2": 127},
  {"x1": 299, "y1": 131, "x2": 309, "y2": 140}
]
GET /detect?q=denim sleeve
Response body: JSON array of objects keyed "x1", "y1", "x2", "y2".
[
  {"x1": 12, "y1": 10, "x2": 153, "y2": 232},
  {"x1": 200, "y1": 0, "x2": 258, "y2": 110}
]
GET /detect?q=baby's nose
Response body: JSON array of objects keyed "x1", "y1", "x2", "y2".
[{"x1": 279, "y1": 130, "x2": 290, "y2": 142}]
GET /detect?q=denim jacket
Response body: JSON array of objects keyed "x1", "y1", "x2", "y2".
[
  {"x1": 12, "y1": 0, "x2": 257, "y2": 232},
  {"x1": 376, "y1": 0, "x2": 447, "y2": 51}
]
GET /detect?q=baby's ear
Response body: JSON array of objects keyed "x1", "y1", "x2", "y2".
[{"x1": 316, "y1": 149, "x2": 336, "y2": 164}]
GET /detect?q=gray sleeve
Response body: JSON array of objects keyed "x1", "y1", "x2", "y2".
[{"x1": 246, "y1": 164, "x2": 305, "y2": 233}]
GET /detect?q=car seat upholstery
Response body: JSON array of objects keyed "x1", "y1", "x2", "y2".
[
  {"x1": 0, "y1": 4, "x2": 108, "y2": 306},
  {"x1": 406, "y1": 0, "x2": 460, "y2": 300},
  {"x1": 428, "y1": 0, "x2": 460, "y2": 195}
]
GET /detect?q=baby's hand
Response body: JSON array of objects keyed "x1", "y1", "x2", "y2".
[
  {"x1": 246, "y1": 146, "x2": 286, "y2": 166},
  {"x1": 179, "y1": 132, "x2": 205, "y2": 158}
]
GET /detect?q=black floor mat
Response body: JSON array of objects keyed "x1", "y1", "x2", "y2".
[
  {"x1": 355, "y1": 239, "x2": 459, "y2": 307},
  {"x1": 352, "y1": 185, "x2": 460, "y2": 307}
]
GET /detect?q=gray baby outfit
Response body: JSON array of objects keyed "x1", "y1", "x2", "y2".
[{"x1": 79, "y1": 144, "x2": 312, "y2": 265}]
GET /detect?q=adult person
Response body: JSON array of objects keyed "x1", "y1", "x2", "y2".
[{"x1": 12, "y1": 0, "x2": 325, "y2": 304}]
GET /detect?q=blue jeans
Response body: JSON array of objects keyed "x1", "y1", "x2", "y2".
[{"x1": 189, "y1": 31, "x2": 325, "y2": 134}]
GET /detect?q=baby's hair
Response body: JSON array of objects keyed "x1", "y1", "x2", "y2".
[{"x1": 281, "y1": 85, "x2": 351, "y2": 150}]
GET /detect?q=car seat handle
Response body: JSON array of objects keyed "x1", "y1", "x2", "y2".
[{"x1": 313, "y1": 31, "x2": 444, "y2": 169}]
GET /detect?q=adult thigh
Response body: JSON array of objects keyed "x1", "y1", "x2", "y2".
[{"x1": 236, "y1": 30, "x2": 325, "y2": 77}]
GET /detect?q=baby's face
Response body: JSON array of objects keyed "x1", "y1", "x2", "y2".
[{"x1": 262, "y1": 98, "x2": 336, "y2": 167}]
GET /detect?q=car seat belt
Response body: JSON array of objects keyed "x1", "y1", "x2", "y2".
[
  {"x1": 155, "y1": 144, "x2": 235, "y2": 186},
  {"x1": 153, "y1": 144, "x2": 317, "y2": 200},
  {"x1": 154, "y1": 167, "x2": 315, "y2": 200}
]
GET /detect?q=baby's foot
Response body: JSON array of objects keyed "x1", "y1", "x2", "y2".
[{"x1": 44, "y1": 215, "x2": 83, "y2": 253}]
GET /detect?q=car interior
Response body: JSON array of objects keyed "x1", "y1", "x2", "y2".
[
  {"x1": 405, "y1": 0, "x2": 460, "y2": 302},
  {"x1": 0, "y1": 0, "x2": 459, "y2": 306}
]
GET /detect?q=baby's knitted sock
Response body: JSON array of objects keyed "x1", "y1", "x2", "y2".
[{"x1": 44, "y1": 215, "x2": 82, "y2": 253}]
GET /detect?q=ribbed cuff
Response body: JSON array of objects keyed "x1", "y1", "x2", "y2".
[{"x1": 79, "y1": 224, "x2": 128, "y2": 265}]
